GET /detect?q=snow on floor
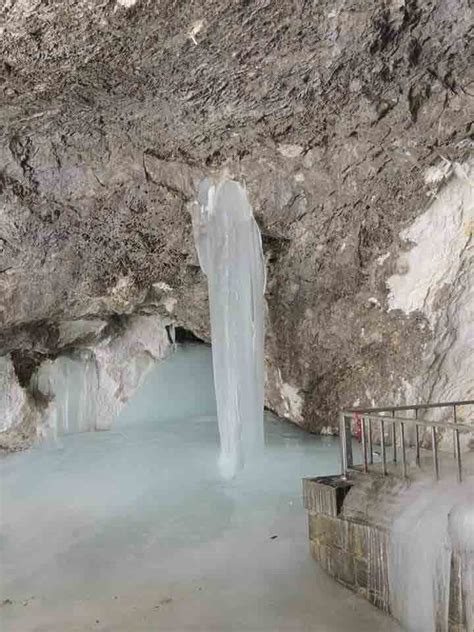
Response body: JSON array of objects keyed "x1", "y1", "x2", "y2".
[{"x1": 0, "y1": 344, "x2": 400, "y2": 631}]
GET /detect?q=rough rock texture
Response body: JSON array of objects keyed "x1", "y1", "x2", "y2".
[
  {"x1": 0, "y1": 0, "x2": 473, "y2": 441},
  {"x1": 2, "y1": 313, "x2": 171, "y2": 446},
  {"x1": 0, "y1": 354, "x2": 43, "y2": 449},
  {"x1": 32, "y1": 313, "x2": 171, "y2": 437},
  {"x1": 387, "y1": 159, "x2": 474, "y2": 448}
]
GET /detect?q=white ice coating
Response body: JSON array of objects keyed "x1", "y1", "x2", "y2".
[
  {"x1": 31, "y1": 314, "x2": 172, "y2": 439},
  {"x1": 449, "y1": 498, "x2": 474, "y2": 632},
  {"x1": 389, "y1": 479, "x2": 474, "y2": 632},
  {"x1": 192, "y1": 178, "x2": 266, "y2": 478},
  {"x1": 33, "y1": 353, "x2": 99, "y2": 436},
  {"x1": 0, "y1": 345, "x2": 399, "y2": 632}
]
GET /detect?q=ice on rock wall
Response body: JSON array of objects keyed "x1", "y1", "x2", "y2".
[
  {"x1": 93, "y1": 314, "x2": 172, "y2": 429},
  {"x1": 449, "y1": 497, "x2": 474, "y2": 632},
  {"x1": 0, "y1": 355, "x2": 37, "y2": 433},
  {"x1": 32, "y1": 314, "x2": 172, "y2": 439},
  {"x1": 192, "y1": 178, "x2": 266, "y2": 478},
  {"x1": 388, "y1": 479, "x2": 474, "y2": 632},
  {"x1": 117, "y1": 343, "x2": 217, "y2": 425},
  {"x1": 32, "y1": 353, "x2": 99, "y2": 436}
]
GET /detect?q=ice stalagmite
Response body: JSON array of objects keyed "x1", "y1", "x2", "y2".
[{"x1": 192, "y1": 178, "x2": 265, "y2": 478}]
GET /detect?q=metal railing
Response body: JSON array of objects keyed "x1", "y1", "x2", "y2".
[{"x1": 339, "y1": 400, "x2": 474, "y2": 483}]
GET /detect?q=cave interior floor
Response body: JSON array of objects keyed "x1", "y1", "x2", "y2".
[{"x1": 0, "y1": 345, "x2": 401, "y2": 631}]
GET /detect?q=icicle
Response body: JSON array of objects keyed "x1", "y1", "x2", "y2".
[
  {"x1": 192, "y1": 178, "x2": 266, "y2": 478},
  {"x1": 449, "y1": 496, "x2": 474, "y2": 632}
]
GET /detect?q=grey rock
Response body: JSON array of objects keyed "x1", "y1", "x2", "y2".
[{"x1": 0, "y1": 0, "x2": 473, "y2": 441}]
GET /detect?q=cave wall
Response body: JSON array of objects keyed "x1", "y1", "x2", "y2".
[
  {"x1": 0, "y1": 0, "x2": 473, "y2": 443},
  {"x1": 0, "y1": 354, "x2": 42, "y2": 449},
  {"x1": 1, "y1": 313, "x2": 172, "y2": 448}
]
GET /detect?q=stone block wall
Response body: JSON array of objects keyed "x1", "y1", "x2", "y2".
[
  {"x1": 303, "y1": 476, "x2": 469, "y2": 631},
  {"x1": 304, "y1": 477, "x2": 390, "y2": 612}
]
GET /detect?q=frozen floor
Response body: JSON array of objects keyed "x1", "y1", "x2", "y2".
[{"x1": 0, "y1": 345, "x2": 401, "y2": 631}]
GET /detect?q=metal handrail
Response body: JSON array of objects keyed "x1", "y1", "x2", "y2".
[
  {"x1": 356, "y1": 413, "x2": 472, "y2": 431},
  {"x1": 339, "y1": 400, "x2": 474, "y2": 484},
  {"x1": 343, "y1": 399, "x2": 474, "y2": 414}
]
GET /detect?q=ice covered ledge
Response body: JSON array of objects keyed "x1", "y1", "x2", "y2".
[
  {"x1": 303, "y1": 469, "x2": 474, "y2": 631},
  {"x1": 0, "y1": 313, "x2": 172, "y2": 449}
]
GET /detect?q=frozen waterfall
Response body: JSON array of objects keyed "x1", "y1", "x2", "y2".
[{"x1": 192, "y1": 178, "x2": 265, "y2": 478}]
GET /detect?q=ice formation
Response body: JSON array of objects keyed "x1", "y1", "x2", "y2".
[
  {"x1": 449, "y1": 497, "x2": 474, "y2": 632},
  {"x1": 389, "y1": 479, "x2": 474, "y2": 632},
  {"x1": 192, "y1": 178, "x2": 266, "y2": 478},
  {"x1": 118, "y1": 343, "x2": 217, "y2": 425},
  {"x1": 1, "y1": 345, "x2": 398, "y2": 632},
  {"x1": 31, "y1": 314, "x2": 172, "y2": 439},
  {"x1": 32, "y1": 353, "x2": 99, "y2": 436}
]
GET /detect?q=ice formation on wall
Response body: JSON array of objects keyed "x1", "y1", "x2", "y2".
[
  {"x1": 449, "y1": 497, "x2": 474, "y2": 632},
  {"x1": 389, "y1": 479, "x2": 474, "y2": 632},
  {"x1": 117, "y1": 343, "x2": 217, "y2": 426},
  {"x1": 192, "y1": 178, "x2": 266, "y2": 478},
  {"x1": 32, "y1": 353, "x2": 98, "y2": 436},
  {"x1": 32, "y1": 314, "x2": 172, "y2": 439}
]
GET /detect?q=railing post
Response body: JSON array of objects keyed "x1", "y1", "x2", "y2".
[
  {"x1": 361, "y1": 416, "x2": 368, "y2": 472},
  {"x1": 346, "y1": 415, "x2": 353, "y2": 470},
  {"x1": 432, "y1": 426, "x2": 439, "y2": 481},
  {"x1": 380, "y1": 419, "x2": 387, "y2": 476},
  {"x1": 340, "y1": 413, "x2": 353, "y2": 478},
  {"x1": 454, "y1": 427, "x2": 462, "y2": 483},
  {"x1": 400, "y1": 421, "x2": 407, "y2": 478},
  {"x1": 453, "y1": 404, "x2": 457, "y2": 458},
  {"x1": 452, "y1": 404, "x2": 463, "y2": 482},
  {"x1": 368, "y1": 417, "x2": 373, "y2": 465},
  {"x1": 342, "y1": 400, "x2": 472, "y2": 484},
  {"x1": 415, "y1": 409, "x2": 420, "y2": 467},
  {"x1": 339, "y1": 412, "x2": 346, "y2": 477},
  {"x1": 392, "y1": 409, "x2": 397, "y2": 462}
]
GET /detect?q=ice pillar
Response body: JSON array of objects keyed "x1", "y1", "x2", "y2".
[{"x1": 192, "y1": 178, "x2": 265, "y2": 478}]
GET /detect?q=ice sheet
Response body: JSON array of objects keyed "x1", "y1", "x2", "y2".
[
  {"x1": 389, "y1": 478, "x2": 474, "y2": 632},
  {"x1": 0, "y1": 344, "x2": 400, "y2": 632}
]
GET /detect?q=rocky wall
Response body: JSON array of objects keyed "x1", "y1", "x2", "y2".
[
  {"x1": 0, "y1": 313, "x2": 172, "y2": 449},
  {"x1": 1, "y1": 0, "x2": 473, "y2": 442}
]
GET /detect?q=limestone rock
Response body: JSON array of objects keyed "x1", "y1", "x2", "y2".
[
  {"x1": 0, "y1": 0, "x2": 473, "y2": 438},
  {"x1": 0, "y1": 354, "x2": 42, "y2": 450}
]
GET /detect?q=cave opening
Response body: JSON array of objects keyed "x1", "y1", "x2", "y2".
[{"x1": 170, "y1": 326, "x2": 207, "y2": 345}]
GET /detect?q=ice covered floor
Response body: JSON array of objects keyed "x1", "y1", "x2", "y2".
[{"x1": 0, "y1": 345, "x2": 400, "y2": 631}]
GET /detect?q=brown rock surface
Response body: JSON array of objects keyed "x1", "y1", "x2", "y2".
[{"x1": 1, "y1": 0, "x2": 472, "y2": 439}]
